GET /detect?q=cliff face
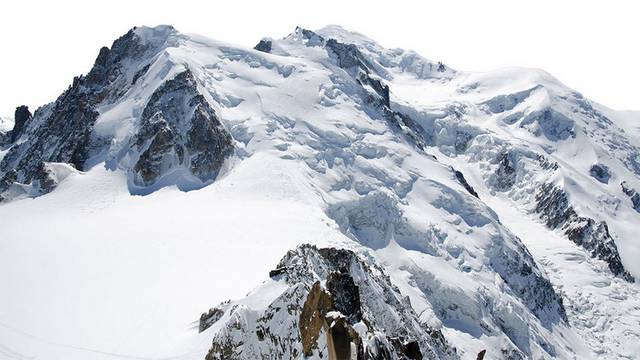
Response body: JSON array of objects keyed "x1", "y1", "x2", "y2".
[
  {"x1": 202, "y1": 245, "x2": 459, "y2": 360},
  {"x1": 0, "y1": 26, "x2": 233, "y2": 200}
]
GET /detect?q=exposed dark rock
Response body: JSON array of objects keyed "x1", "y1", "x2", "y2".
[
  {"x1": 403, "y1": 340, "x2": 423, "y2": 360},
  {"x1": 133, "y1": 69, "x2": 233, "y2": 186},
  {"x1": 199, "y1": 306, "x2": 226, "y2": 332},
  {"x1": 326, "y1": 38, "x2": 373, "y2": 73},
  {"x1": 536, "y1": 153, "x2": 559, "y2": 171},
  {"x1": 621, "y1": 181, "x2": 640, "y2": 213},
  {"x1": 318, "y1": 32, "x2": 428, "y2": 152},
  {"x1": 384, "y1": 111, "x2": 427, "y2": 151},
  {"x1": 326, "y1": 271, "x2": 362, "y2": 324},
  {"x1": 32, "y1": 162, "x2": 58, "y2": 194},
  {"x1": 477, "y1": 349, "x2": 487, "y2": 360},
  {"x1": 363, "y1": 74, "x2": 390, "y2": 108},
  {"x1": 453, "y1": 169, "x2": 479, "y2": 198},
  {"x1": 268, "y1": 267, "x2": 287, "y2": 278},
  {"x1": 500, "y1": 347, "x2": 526, "y2": 360},
  {"x1": 134, "y1": 126, "x2": 178, "y2": 185},
  {"x1": 317, "y1": 247, "x2": 356, "y2": 273},
  {"x1": 535, "y1": 183, "x2": 634, "y2": 282},
  {"x1": 535, "y1": 184, "x2": 573, "y2": 229},
  {"x1": 488, "y1": 232, "x2": 568, "y2": 325},
  {"x1": 254, "y1": 39, "x2": 272, "y2": 53},
  {"x1": 0, "y1": 80, "x2": 99, "y2": 182},
  {"x1": 131, "y1": 63, "x2": 151, "y2": 85},
  {"x1": 205, "y1": 244, "x2": 458, "y2": 359},
  {"x1": 10, "y1": 105, "x2": 32, "y2": 142},
  {"x1": 324, "y1": 37, "x2": 390, "y2": 109},
  {"x1": 0, "y1": 26, "x2": 173, "y2": 196},
  {"x1": 299, "y1": 27, "x2": 325, "y2": 46},
  {"x1": 589, "y1": 163, "x2": 610, "y2": 183},
  {"x1": 324, "y1": 312, "x2": 364, "y2": 360},
  {"x1": 494, "y1": 152, "x2": 516, "y2": 190},
  {"x1": 0, "y1": 169, "x2": 17, "y2": 192}
]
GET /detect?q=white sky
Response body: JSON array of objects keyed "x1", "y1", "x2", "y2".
[{"x1": 1, "y1": 0, "x2": 638, "y2": 117}]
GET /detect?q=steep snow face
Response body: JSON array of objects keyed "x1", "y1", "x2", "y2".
[{"x1": 0, "y1": 24, "x2": 638, "y2": 360}]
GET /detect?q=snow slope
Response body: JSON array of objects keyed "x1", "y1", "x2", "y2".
[
  {"x1": 0, "y1": 25, "x2": 639, "y2": 359},
  {"x1": 0, "y1": 116, "x2": 12, "y2": 133}
]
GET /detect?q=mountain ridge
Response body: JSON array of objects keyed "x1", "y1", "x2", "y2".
[{"x1": 1, "y1": 24, "x2": 639, "y2": 359}]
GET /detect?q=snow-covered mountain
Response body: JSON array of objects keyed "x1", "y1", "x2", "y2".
[{"x1": 1, "y1": 25, "x2": 639, "y2": 359}]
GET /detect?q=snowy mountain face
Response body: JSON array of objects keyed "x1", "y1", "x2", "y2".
[{"x1": 1, "y1": 25, "x2": 639, "y2": 360}]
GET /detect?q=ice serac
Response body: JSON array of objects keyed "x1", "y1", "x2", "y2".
[{"x1": 202, "y1": 245, "x2": 458, "y2": 360}]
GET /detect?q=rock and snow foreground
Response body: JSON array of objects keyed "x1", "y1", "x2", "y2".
[{"x1": 1, "y1": 25, "x2": 639, "y2": 359}]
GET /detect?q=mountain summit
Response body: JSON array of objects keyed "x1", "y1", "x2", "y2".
[{"x1": 1, "y1": 25, "x2": 639, "y2": 359}]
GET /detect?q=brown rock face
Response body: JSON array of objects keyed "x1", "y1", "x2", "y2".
[{"x1": 299, "y1": 281, "x2": 334, "y2": 356}]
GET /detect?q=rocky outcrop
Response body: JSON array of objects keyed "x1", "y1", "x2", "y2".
[
  {"x1": 535, "y1": 183, "x2": 634, "y2": 281},
  {"x1": 0, "y1": 26, "x2": 175, "y2": 198},
  {"x1": 326, "y1": 270, "x2": 362, "y2": 324},
  {"x1": 203, "y1": 244, "x2": 458, "y2": 360},
  {"x1": 589, "y1": 163, "x2": 610, "y2": 183},
  {"x1": 292, "y1": 28, "x2": 427, "y2": 151},
  {"x1": 199, "y1": 304, "x2": 228, "y2": 332},
  {"x1": 9, "y1": 105, "x2": 32, "y2": 142},
  {"x1": 0, "y1": 169, "x2": 17, "y2": 193},
  {"x1": 488, "y1": 234, "x2": 568, "y2": 324},
  {"x1": 453, "y1": 169, "x2": 479, "y2": 198},
  {"x1": 621, "y1": 181, "x2": 640, "y2": 213},
  {"x1": 0, "y1": 79, "x2": 99, "y2": 188},
  {"x1": 493, "y1": 152, "x2": 516, "y2": 191},
  {"x1": 253, "y1": 39, "x2": 272, "y2": 53},
  {"x1": 132, "y1": 69, "x2": 233, "y2": 187},
  {"x1": 0, "y1": 26, "x2": 232, "y2": 199}
]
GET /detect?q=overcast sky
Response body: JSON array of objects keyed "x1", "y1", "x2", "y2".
[{"x1": 1, "y1": 0, "x2": 638, "y2": 117}]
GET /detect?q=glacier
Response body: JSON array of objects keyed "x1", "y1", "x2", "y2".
[{"x1": 0, "y1": 24, "x2": 639, "y2": 359}]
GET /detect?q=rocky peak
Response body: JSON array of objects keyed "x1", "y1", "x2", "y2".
[
  {"x1": 203, "y1": 244, "x2": 458, "y2": 359},
  {"x1": 253, "y1": 38, "x2": 272, "y2": 53},
  {"x1": 131, "y1": 69, "x2": 234, "y2": 188},
  {"x1": 10, "y1": 105, "x2": 32, "y2": 142},
  {"x1": 536, "y1": 183, "x2": 634, "y2": 282},
  {"x1": 621, "y1": 181, "x2": 640, "y2": 213},
  {"x1": 0, "y1": 25, "x2": 232, "y2": 202}
]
